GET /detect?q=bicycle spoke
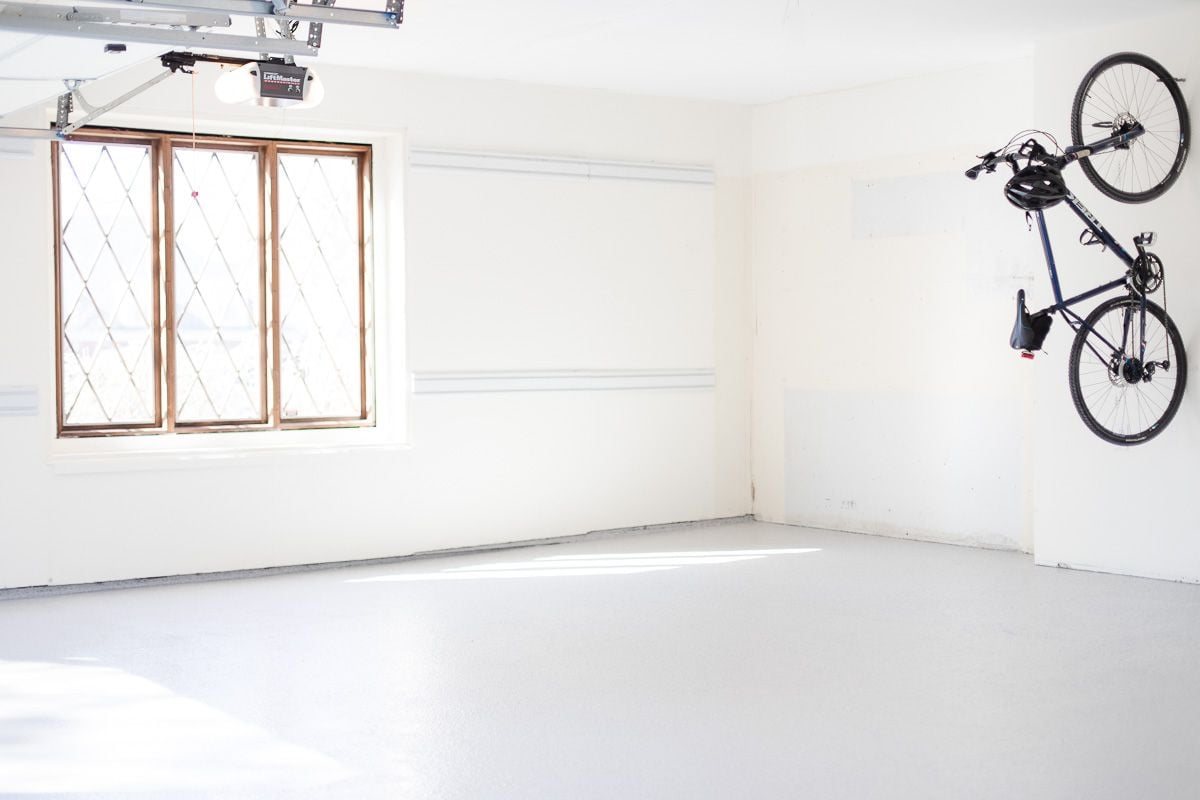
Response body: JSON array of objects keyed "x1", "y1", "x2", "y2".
[
  {"x1": 1071, "y1": 296, "x2": 1183, "y2": 441},
  {"x1": 1078, "y1": 58, "x2": 1185, "y2": 197}
]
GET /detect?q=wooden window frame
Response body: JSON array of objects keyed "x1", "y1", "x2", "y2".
[{"x1": 53, "y1": 128, "x2": 374, "y2": 438}]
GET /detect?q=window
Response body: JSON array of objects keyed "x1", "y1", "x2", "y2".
[{"x1": 53, "y1": 131, "x2": 373, "y2": 436}]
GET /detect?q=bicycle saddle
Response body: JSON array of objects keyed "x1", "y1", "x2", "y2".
[{"x1": 1010, "y1": 289, "x2": 1053, "y2": 351}]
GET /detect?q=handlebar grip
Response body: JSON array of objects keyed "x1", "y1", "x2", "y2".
[{"x1": 965, "y1": 166, "x2": 982, "y2": 180}]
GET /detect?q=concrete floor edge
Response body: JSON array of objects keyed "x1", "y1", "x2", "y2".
[
  {"x1": 12, "y1": 514, "x2": 1194, "y2": 599},
  {"x1": 0, "y1": 514, "x2": 755, "y2": 600},
  {"x1": 1032, "y1": 553, "x2": 1200, "y2": 587},
  {"x1": 757, "y1": 514, "x2": 1030, "y2": 554},
  {"x1": 768, "y1": 516, "x2": 1200, "y2": 587}
]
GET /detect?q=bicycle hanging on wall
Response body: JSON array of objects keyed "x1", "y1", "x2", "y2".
[{"x1": 966, "y1": 52, "x2": 1190, "y2": 446}]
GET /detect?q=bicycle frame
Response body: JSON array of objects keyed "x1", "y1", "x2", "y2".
[
  {"x1": 1060, "y1": 122, "x2": 1147, "y2": 166},
  {"x1": 1030, "y1": 190, "x2": 1146, "y2": 364}
]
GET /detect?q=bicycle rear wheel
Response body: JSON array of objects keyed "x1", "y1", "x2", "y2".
[
  {"x1": 1070, "y1": 52, "x2": 1189, "y2": 203},
  {"x1": 1068, "y1": 296, "x2": 1186, "y2": 445}
]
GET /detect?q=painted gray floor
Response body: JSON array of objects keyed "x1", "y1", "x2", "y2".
[{"x1": 1, "y1": 521, "x2": 1199, "y2": 799}]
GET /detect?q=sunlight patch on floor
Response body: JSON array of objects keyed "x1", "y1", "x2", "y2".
[
  {"x1": 347, "y1": 547, "x2": 821, "y2": 583},
  {"x1": 0, "y1": 661, "x2": 349, "y2": 794}
]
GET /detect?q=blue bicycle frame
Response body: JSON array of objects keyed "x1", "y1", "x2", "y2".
[
  {"x1": 1031, "y1": 191, "x2": 1131, "y2": 310},
  {"x1": 1031, "y1": 194, "x2": 1147, "y2": 365}
]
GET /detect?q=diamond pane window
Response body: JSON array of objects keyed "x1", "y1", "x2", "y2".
[
  {"x1": 172, "y1": 147, "x2": 265, "y2": 423},
  {"x1": 57, "y1": 139, "x2": 157, "y2": 427},
  {"x1": 54, "y1": 132, "x2": 372, "y2": 436},
  {"x1": 278, "y1": 152, "x2": 364, "y2": 420}
]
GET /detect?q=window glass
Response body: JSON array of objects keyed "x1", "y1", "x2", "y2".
[
  {"x1": 172, "y1": 147, "x2": 265, "y2": 423},
  {"x1": 277, "y1": 152, "x2": 364, "y2": 420},
  {"x1": 58, "y1": 140, "x2": 157, "y2": 426}
]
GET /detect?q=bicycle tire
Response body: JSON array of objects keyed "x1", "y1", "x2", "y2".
[
  {"x1": 1068, "y1": 296, "x2": 1187, "y2": 445},
  {"x1": 1070, "y1": 52, "x2": 1190, "y2": 204}
]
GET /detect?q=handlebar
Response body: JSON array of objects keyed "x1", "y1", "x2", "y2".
[
  {"x1": 965, "y1": 138, "x2": 1065, "y2": 180},
  {"x1": 967, "y1": 124, "x2": 1147, "y2": 181},
  {"x1": 965, "y1": 151, "x2": 1014, "y2": 180}
]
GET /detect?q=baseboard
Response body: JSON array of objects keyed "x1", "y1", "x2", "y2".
[
  {"x1": 753, "y1": 515, "x2": 1025, "y2": 553},
  {"x1": 0, "y1": 515, "x2": 754, "y2": 600},
  {"x1": 1032, "y1": 555, "x2": 1200, "y2": 586}
]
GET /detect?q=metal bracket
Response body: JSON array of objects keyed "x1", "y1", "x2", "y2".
[
  {"x1": 55, "y1": 92, "x2": 73, "y2": 130},
  {"x1": 306, "y1": 20, "x2": 323, "y2": 48},
  {"x1": 254, "y1": 14, "x2": 269, "y2": 60},
  {"x1": 307, "y1": 0, "x2": 334, "y2": 49},
  {"x1": 272, "y1": 9, "x2": 299, "y2": 63},
  {"x1": 63, "y1": 79, "x2": 96, "y2": 115}
]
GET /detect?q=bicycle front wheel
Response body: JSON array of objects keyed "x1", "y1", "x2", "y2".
[
  {"x1": 1068, "y1": 296, "x2": 1187, "y2": 445},
  {"x1": 1070, "y1": 52, "x2": 1189, "y2": 203}
]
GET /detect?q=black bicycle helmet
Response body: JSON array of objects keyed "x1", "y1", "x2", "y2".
[{"x1": 1004, "y1": 164, "x2": 1067, "y2": 211}]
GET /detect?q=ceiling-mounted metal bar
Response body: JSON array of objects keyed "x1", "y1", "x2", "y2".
[
  {"x1": 0, "y1": 9, "x2": 317, "y2": 56},
  {"x1": 107, "y1": 0, "x2": 401, "y2": 27},
  {"x1": 0, "y1": 127, "x2": 60, "y2": 140},
  {"x1": 0, "y1": 2, "x2": 232, "y2": 26},
  {"x1": 280, "y1": 3, "x2": 393, "y2": 25}
]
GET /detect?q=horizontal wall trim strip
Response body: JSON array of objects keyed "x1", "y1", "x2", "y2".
[
  {"x1": 409, "y1": 147, "x2": 715, "y2": 185},
  {"x1": 0, "y1": 386, "x2": 38, "y2": 417},
  {"x1": 412, "y1": 369, "x2": 716, "y2": 394}
]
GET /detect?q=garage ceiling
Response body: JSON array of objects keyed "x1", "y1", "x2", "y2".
[
  {"x1": 316, "y1": 0, "x2": 1195, "y2": 103},
  {"x1": 0, "y1": 0, "x2": 1194, "y2": 114}
]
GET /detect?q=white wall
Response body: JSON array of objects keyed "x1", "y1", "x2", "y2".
[
  {"x1": 749, "y1": 6, "x2": 1200, "y2": 581},
  {"x1": 0, "y1": 66, "x2": 752, "y2": 588},
  {"x1": 6, "y1": 8, "x2": 1196, "y2": 590},
  {"x1": 1028, "y1": 7, "x2": 1200, "y2": 582},
  {"x1": 750, "y1": 59, "x2": 1038, "y2": 551}
]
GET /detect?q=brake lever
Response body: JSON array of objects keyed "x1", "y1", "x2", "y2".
[{"x1": 965, "y1": 151, "x2": 998, "y2": 180}]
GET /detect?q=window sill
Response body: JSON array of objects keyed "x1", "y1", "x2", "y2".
[{"x1": 50, "y1": 426, "x2": 409, "y2": 475}]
